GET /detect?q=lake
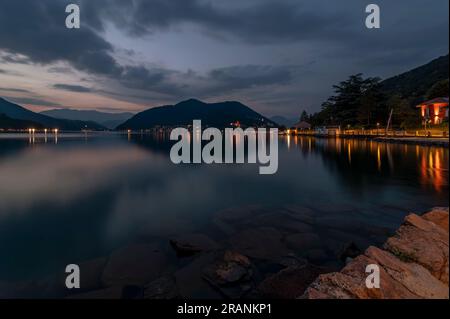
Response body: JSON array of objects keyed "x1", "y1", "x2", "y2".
[{"x1": 0, "y1": 132, "x2": 448, "y2": 298}]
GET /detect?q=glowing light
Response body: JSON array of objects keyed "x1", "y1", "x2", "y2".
[{"x1": 377, "y1": 146, "x2": 381, "y2": 171}]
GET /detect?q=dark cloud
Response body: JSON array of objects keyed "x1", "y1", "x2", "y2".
[
  {"x1": 119, "y1": 66, "x2": 169, "y2": 91},
  {"x1": 0, "y1": 68, "x2": 21, "y2": 76},
  {"x1": 47, "y1": 67, "x2": 75, "y2": 74},
  {"x1": 79, "y1": 0, "x2": 355, "y2": 44},
  {"x1": 0, "y1": 0, "x2": 448, "y2": 116},
  {"x1": 0, "y1": 53, "x2": 31, "y2": 64},
  {"x1": 53, "y1": 84, "x2": 93, "y2": 93},
  {"x1": 0, "y1": 1, "x2": 113, "y2": 68},
  {"x1": 208, "y1": 65, "x2": 293, "y2": 92},
  {"x1": 0, "y1": 87, "x2": 31, "y2": 93}
]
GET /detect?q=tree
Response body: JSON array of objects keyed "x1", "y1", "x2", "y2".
[
  {"x1": 426, "y1": 79, "x2": 449, "y2": 100},
  {"x1": 387, "y1": 94, "x2": 420, "y2": 129},
  {"x1": 316, "y1": 74, "x2": 385, "y2": 127},
  {"x1": 300, "y1": 110, "x2": 309, "y2": 122}
]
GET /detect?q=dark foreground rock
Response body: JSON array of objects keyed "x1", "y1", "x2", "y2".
[
  {"x1": 203, "y1": 251, "x2": 254, "y2": 299},
  {"x1": 143, "y1": 276, "x2": 180, "y2": 299},
  {"x1": 257, "y1": 264, "x2": 328, "y2": 299},
  {"x1": 228, "y1": 227, "x2": 291, "y2": 261},
  {"x1": 170, "y1": 233, "x2": 219, "y2": 257},
  {"x1": 101, "y1": 243, "x2": 167, "y2": 287},
  {"x1": 303, "y1": 207, "x2": 449, "y2": 299}
]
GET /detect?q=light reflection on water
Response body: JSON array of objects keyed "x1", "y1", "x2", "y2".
[{"x1": 0, "y1": 133, "x2": 448, "y2": 284}]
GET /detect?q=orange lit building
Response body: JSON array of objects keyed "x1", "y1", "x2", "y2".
[{"x1": 417, "y1": 97, "x2": 449, "y2": 125}]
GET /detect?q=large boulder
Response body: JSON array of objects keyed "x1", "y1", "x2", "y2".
[
  {"x1": 304, "y1": 246, "x2": 448, "y2": 299},
  {"x1": 384, "y1": 213, "x2": 449, "y2": 284},
  {"x1": 422, "y1": 207, "x2": 449, "y2": 232},
  {"x1": 303, "y1": 209, "x2": 450, "y2": 299}
]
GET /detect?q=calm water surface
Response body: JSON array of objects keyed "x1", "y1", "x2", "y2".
[{"x1": 0, "y1": 132, "x2": 448, "y2": 290}]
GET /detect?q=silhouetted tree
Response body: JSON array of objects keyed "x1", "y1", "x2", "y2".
[
  {"x1": 426, "y1": 79, "x2": 449, "y2": 100},
  {"x1": 300, "y1": 110, "x2": 309, "y2": 122}
]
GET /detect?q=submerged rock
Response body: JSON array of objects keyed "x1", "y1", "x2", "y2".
[
  {"x1": 338, "y1": 242, "x2": 362, "y2": 262},
  {"x1": 257, "y1": 263, "x2": 328, "y2": 299},
  {"x1": 174, "y1": 252, "x2": 223, "y2": 299},
  {"x1": 282, "y1": 205, "x2": 316, "y2": 224},
  {"x1": 170, "y1": 233, "x2": 219, "y2": 257},
  {"x1": 101, "y1": 243, "x2": 167, "y2": 287},
  {"x1": 248, "y1": 212, "x2": 314, "y2": 234},
  {"x1": 229, "y1": 227, "x2": 291, "y2": 261},
  {"x1": 285, "y1": 233, "x2": 322, "y2": 251},
  {"x1": 143, "y1": 276, "x2": 179, "y2": 299},
  {"x1": 212, "y1": 205, "x2": 267, "y2": 235},
  {"x1": 203, "y1": 251, "x2": 254, "y2": 299}
]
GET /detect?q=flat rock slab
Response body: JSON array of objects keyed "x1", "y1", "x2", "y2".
[
  {"x1": 257, "y1": 264, "x2": 328, "y2": 299},
  {"x1": 247, "y1": 212, "x2": 314, "y2": 234},
  {"x1": 229, "y1": 227, "x2": 291, "y2": 261},
  {"x1": 384, "y1": 213, "x2": 449, "y2": 284},
  {"x1": 303, "y1": 208, "x2": 450, "y2": 299},
  {"x1": 422, "y1": 207, "x2": 449, "y2": 232},
  {"x1": 102, "y1": 243, "x2": 167, "y2": 287},
  {"x1": 285, "y1": 233, "x2": 322, "y2": 252},
  {"x1": 170, "y1": 233, "x2": 219, "y2": 257}
]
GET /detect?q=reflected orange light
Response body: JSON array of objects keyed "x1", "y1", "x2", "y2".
[{"x1": 377, "y1": 146, "x2": 381, "y2": 171}]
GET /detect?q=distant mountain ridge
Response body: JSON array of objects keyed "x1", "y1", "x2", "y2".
[
  {"x1": 117, "y1": 99, "x2": 276, "y2": 130},
  {"x1": 270, "y1": 116, "x2": 298, "y2": 127},
  {"x1": 0, "y1": 97, "x2": 105, "y2": 130},
  {"x1": 0, "y1": 113, "x2": 43, "y2": 130},
  {"x1": 41, "y1": 109, "x2": 134, "y2": 129}
]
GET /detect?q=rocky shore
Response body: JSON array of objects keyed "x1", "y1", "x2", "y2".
[
  {"x1": 303, "y1": 207, "x2": 449, "y2": 299},
  {"x1": 1, "y1": 206, "x2": 447, "y2": 299}
]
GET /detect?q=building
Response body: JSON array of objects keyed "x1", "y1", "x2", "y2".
[
  {"x1": 316, "y1": 125, "x2": 341, "y2": 136},
  {"x1": 293, "y1": 121, "x2": 311, "y2": 130},
  {"x1": 417, "y1": 97, "x2": 449, "y2": 125}
]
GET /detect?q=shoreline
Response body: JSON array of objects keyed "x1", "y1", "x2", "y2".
[
  {"x1": 1, "y1": 131, "x2": 449, "y2": 147},
  {"x1": 288, "y1": 133, "x2": 449, "y2": 147}
]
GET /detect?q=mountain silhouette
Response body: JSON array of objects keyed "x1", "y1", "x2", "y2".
[
  {"x1": 0, "y1": 97, "x2": 105, "y2": 130},
  {"x1": 117, "y1": 98, "x2": 276, "y2": 130},
  {"x1": 41, "y1": 109, "x2": 134, "y2": 129}
]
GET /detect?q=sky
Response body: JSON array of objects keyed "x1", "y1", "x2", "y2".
[{"x1": 0, "y1": 0, "x2": 448, "y2": 118}]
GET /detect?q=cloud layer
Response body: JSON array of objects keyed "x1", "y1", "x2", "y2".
[{"x1": 0, "y1": 0, "x2": 448, "y2": 116}]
